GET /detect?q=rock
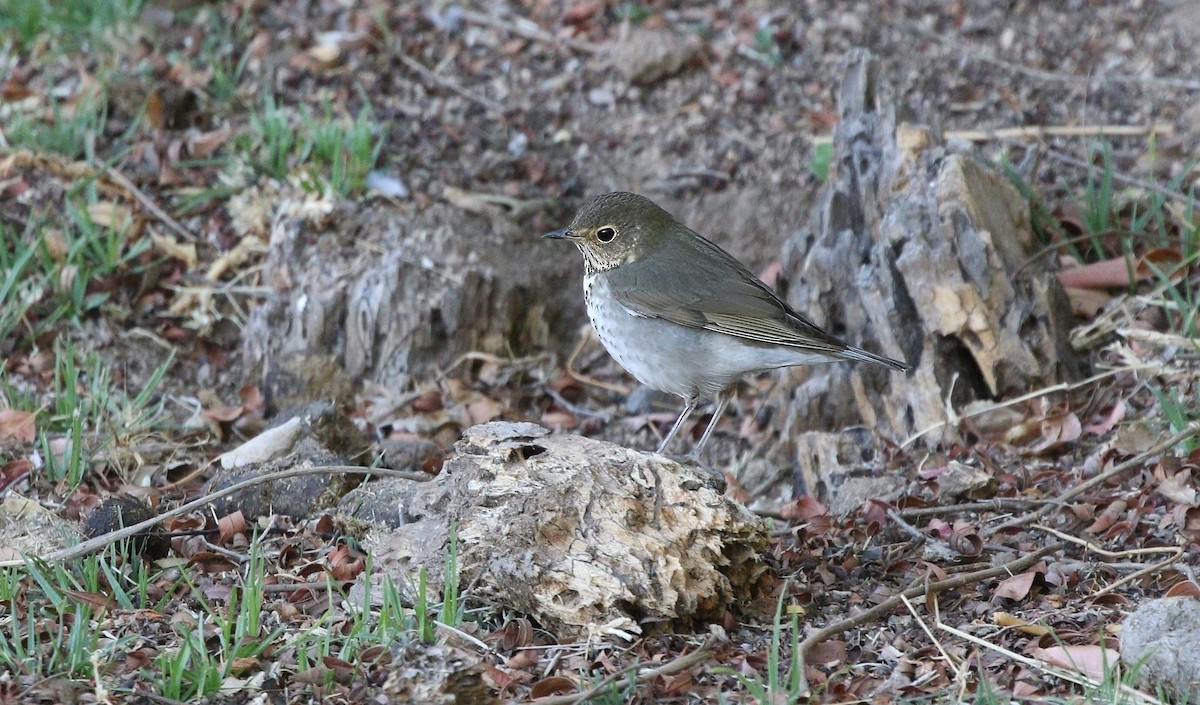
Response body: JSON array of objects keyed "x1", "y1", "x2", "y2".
[
  {"x1": 936, "y1": 461, "x2": 996, "y2": 501},
  {"x1": 361, "y1": 422, "x2": 767, "y2": 640},
  {"x1": 207, "y1": 402, "x2": 372, "y2": 519},
  {"x1": 338, "y1": 477, "x2": 422, "y2": 529},
  {"x1": 607, "y1": 28, "x2": 701, "y2": 85},
  {"x1": 1120, "y1": 596, "x2": 1200, "y2": 701}
]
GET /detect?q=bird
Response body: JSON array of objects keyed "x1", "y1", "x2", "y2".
[{"x1": 545, "y1": 192, "x2": 908, "y2": 459}]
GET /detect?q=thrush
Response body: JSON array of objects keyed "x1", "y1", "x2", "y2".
[{"x1": 545, "y1": 192, "x2": 907, "y2": 458}]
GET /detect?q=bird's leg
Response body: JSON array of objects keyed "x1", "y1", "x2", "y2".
[
  {"x1": 686, "y1": 393, "x2": 730, "y2": 462},
  {"x1": 656, "y1": 397, "x2": 696, "y2": 454}
]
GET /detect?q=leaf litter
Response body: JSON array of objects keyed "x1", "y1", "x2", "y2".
[{"x1": 1, "y1": 0, "x2": 1199, "y2": 702}]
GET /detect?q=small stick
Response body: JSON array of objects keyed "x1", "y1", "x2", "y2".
[
  {"x1": 900, "y1": 594, "x2": 964, "y2": 682},
  {"x1": 795, "y1": 542, "x2": 1062, "y2": 694},
  {"x1": 1034, "y1": 145, "x2": 1198, "y2": 208},
  {"x1": 457, "y1": 8, "x2": 598, "y2": 55},
  {"x1": 396, "y1": 53, "x2": 506, "y2": 116},
  {"x1": 1033, "y1": 524, "x2": 1184, "y2": 598},
  {"x1": 533, "y1": 638, "x2": 713, "y2": 705},
  {"x1": 987, "y1": 426, "x2": 1198, "y2": 534},
  {"x1": 902, "y1": 363, "x2": 1164, "y2": 448},
  {"x1": 812, "y1": 123, "x2": 1174, "y2": 147},
  {"x1": 105, "y1": 167, "x2": 196, "y2": 241},
  {"x1": 896, "y1": 498, "x2": 1049, "y2": 519}
]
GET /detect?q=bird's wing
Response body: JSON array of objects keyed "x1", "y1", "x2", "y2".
[{"x1": 603, "y1": 230, "x2": 853, "y2": 357}]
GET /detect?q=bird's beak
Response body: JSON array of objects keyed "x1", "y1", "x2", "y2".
[{"x1": 542, "y1": 228, "x2": 578, "y2": 240}]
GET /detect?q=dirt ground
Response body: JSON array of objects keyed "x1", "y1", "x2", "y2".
[{"x1": 3, "y1": 0, "x2": 1200, "y2": 702}]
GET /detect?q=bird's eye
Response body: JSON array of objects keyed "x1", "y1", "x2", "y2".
[{"x1": 596, "y1": 227, "x2": 616, "y2": 242}]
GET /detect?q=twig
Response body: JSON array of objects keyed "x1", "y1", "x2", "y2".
[
  {"x1": 0, "y1": 465, "x2": 430, "y2": 567},
  {"x1": 886, "y1": 507, "x2": 928, "y2": 541},
  {"x1": 1033, "y1": 145, "x2": 1199, "y2": 208},
  {"x1": 948, "y1": 124, "x2": 1174, "y2": 141},
  {"x1": 436, "y1": 620, "x2": 495, "y2": 654},
  {"x1": 1122, "y1": 328, "x2": 1200, "y2": 352},
  {"x1": 796, "y1": 542, "x2": 1062, "y2": 694},
  {"x1": 900, "y1": 594, "x2": 964, "y2": 682},
  {"x1": 896, "y1": 498, "x2": 1049, "y2": 519},
  {"x1": 987, "y1": 426, "x2": 1199, "y2": 534},
  {"x1": 901, "y1": 363, "x2": 1163, "y2": 448},
  {"x1": 1014, "y1": 229, "x2": 1126, "y2": 280},
  {"x1": 396, "y1": 53, "x2": 506, "y2": 116},
  {"x1": 457, "y1": 8, "x2": 598, "y2": 55},
  {"x1": 544, "y1": 387, "x2": 613, "y2": 422},
  {"x1": 917, "y1": 23, "x2": 1200, "y2": 91},
  {"x1": 936, "y1": 622, "x2": 1164, "y2": 705},
  {"x1": 1033, "y1": 523, "x2": 1184, "y2": 598},
  {"x1": 813, "y1": 123, "x2": 1174, "y2": 147},
  {"x1": 532, "y1": 638, "x2": 713, "y2": 705},
  {"x1": 105, "y1": 166, "x2": 196, "y2": 241},
  {"x1": 666, "y1": 167, "x2": 731, "y2": 182}
]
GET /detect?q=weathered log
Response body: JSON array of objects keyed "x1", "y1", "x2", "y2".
[
  {"x1": 241, "y1": 196, "x2": 582, "y2": 409},
  {"x1": 758, "y1": 50, "x2": 1079, "y2": 507}
]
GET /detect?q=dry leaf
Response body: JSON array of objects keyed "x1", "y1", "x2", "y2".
[
  {"x1": 529, "y1": 675, "x2": 577, "y2": 699},
  {"x1": 1165, "y1": 581, "x2": 1200, "y2": 597},
  {"x1": 86, "y1": 201, "x2": 134, "y2": 230},
  {"x1": 1086, "y1": 500, "x2": 1127, "y2": 534},
  {"x1": 217, "y1": 511, "x2": 247, "y2": 545},
  {"x1": 1156, "y1": 470, "x2": 1197, "y2": 505},
  {"x1": 306, "y1": 43, "x2": 340, "y2": 65},
  {"x1": 1083, "y1": 399, "x2": 1126, "y2": 436},
  {"x1": 993, "y1": 570, "x2": 1038, "y2": 601},
  {"x1": 1031, "y1": 645, "x2": 1118, "y2": 680},
  {"x1": 994, "y1": 612, "x2": 1051, "y2": 636},
  {"x1": 151, "y1": 230, "x2": 198, "y2": 268},
  {"x1": 466, "y1": 397, "x2": 504, "y2": 425},
  {"x1": 780, "y1": 496, "x2": 829, "y2": 520},
  {"x1": 1056, "y1": 248, "x2": 1184, "y2": 290},
  {"x1": 0, "y1": 409, "x2": 36, "y2": 443}
]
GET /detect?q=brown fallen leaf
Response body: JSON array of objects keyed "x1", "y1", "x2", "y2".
[
  {"x1": 993, "y1": 569, "x2": 1039, "y2": 602},
  {"x1": 994, "y1": 611, "x2": 1051, "y2": 636},
  {"x1": 217, "y1": 511, "x2": 246, "y2": 545},
  {"x1": 529, "y1": 675, "x2": 577, "y2": 699},
  {"x1": 1031, "y1": 645, "x2": 1119, "y2": 680},
  {"x1": 1157, "y1": 470, "x2": 1198, "y2": 505},
  {"x1": 1056, "y1": 247, "x2": 1184, "y2": 290},
  {"x1": 0, "y1": 409, "x2": 36, "y2": 443},
  {"x1": 1165, "y1": 581, "x2": 1200, "y2": 597},
  {"x1": 86, "y1": 201, "x2": 134, "y2": 230},
  {"x1": 1086, "y1": 500, "x2": 1127, "y2": 534},
  {"x1": 1083, "y1": 399, "x2": 1126, "y2": 436},
  {"x1": 150, "y1": 230, "x2": 198, "y2": 268}
]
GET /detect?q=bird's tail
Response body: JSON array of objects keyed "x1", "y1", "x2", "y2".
[{"x1": 843, "y1": 345, "x2": 909, "y2": 372}]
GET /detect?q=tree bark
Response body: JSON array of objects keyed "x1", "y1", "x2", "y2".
[
  {"x1": 760, "y1": 50, "x2": 1079, "y2": 506},
  {"x1": 241, "y1": 197, "x2": 583, "y2": 410}
]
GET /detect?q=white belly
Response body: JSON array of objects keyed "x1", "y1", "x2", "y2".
[{"x1": 584, "y1": 274, "x2": 829, "y2": 402}]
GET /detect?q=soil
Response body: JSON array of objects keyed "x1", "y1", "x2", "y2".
[{"x1": 2, "y1": 0, "x2": 1200, "y2": 702}]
